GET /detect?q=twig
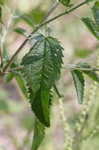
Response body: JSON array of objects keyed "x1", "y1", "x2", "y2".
[
  {"x1": 2, "y1": 63, "x2": 99, "y2": 75},
  {"x1": 41, "y1": 1, "x2": 59, "y2": 23},
  {"x1": 0, "y1": 5, "x2": 15, "y2": 67},
  {"x1": 8, "y1": 66, "x2": 24, "y2": 72},
  {"x1": 0, "y1": 48, "x2": 3, "y2": 66},
  {"x1": 68, "y1": 67, "x2": 99, "y2": 72},
  {"x1": 3, "y1": 0, "x2": 88, "y2": 72},
  {"x1": 62, "y1": 64, "x2": 99, "y2": 72},
  {"x1": 54, "y1": 84, "x2": 63, "y2": 98}
]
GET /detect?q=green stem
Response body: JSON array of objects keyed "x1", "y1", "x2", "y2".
[{"x1": 3, "y1": 0, "x2": 88, "y2": 72}]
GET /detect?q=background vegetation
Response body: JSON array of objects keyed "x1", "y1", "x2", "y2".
[{"x1": 0, "y1": 0, "x2": 99, "y2": 150}]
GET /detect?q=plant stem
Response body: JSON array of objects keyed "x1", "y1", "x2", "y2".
[
  {"x1": 69, "y1": 67, "x2": 99, "y2": 71},
  {"x1": 58, "y1": 97, "x2": 73, "y2": 150},
  {"x1": 54, "y1": 84, "x2": 63, "y2": 98},
  {"x1": 3, "y1": 0, "x2": 87, "y2": 72},
  {"x1": 0, "y1": 48, "x2": 3, "y2": 66},
  {"x1": 41, "y1": 1, "x2": 59, "y2": 23}
]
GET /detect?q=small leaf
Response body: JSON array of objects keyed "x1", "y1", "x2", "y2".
[
  {"x1": 15, "y1": 74, "x2": 29, "y2": 98},
  {"x1": 31, "y1": 118, "x2": 45, "y2": 150},
  {"x1": 20, "y1": 7, "x2": 46, "y2": 27},
  {"x1": 4, "y1": 63, "x2": 18, "y2": 82},
  {"x1": 5, "y1": 72, "x2": 15, "y2": 82},
  {"x1": 75, "y1": 62, "x2": 99, "y2": 83},
  {"x1": 71, "y1": 70, "x2": 85, "y2": 104},
  {"x1": 14, "y1": 27, "x2": 29, "y2": 37},
  {"x1": 29, "y1": 7, "x2": 45, "y2": 24},
  {"x1": 59, "y1": 0, "x2": 70, "y2": 6},
  {"x1": 83, "y1": 71, "x2": 99, "y2": 82},
  {"x1": 82, "y1": 17, "x2": 99, "y2": 39},
  {"x1": 92, "y1": 1, "x2": 99, "y2": 26},
  {"x1": 20, "y1": 14, "x2": 34, "y2": 27}
]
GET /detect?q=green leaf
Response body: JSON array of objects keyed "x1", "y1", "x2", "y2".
[
  {"x1": 29, "y1": 7, "x2": 45, "y2": 25},
  {"x1": 19, "y1": 7, "x2": 46, "y2": 27},
  {"x1": 71, "y1": 70, "x2": 85, "y2": 104},
  {"x1": 14, "y1": 27, "x2": 29, "y2": 37},
  {"x1": 75, "y1": 62, "x2": 99, "y2": 83},
  {"x1": 31, "y1": 118, "x2": 45, "y2": 150},
  {"x1": 31, "y1": 90, "x2": 53, "y2": 150},
  {"x1": 59, "y1": 0, "x2": 70, "y2": 6},
  {"x1": 21, "y1": 34, "x2": 63, "y2": 126},
  {"x1": 31, "y1": 88, "x2": 50, "y2": 127},
  {"x1": 20, "y1": 14, "x2": 34, "y2": 27},
  {"x1": 92, "y1": 1, "x2": 99, "y2": 26},
  {"x1": 4, "y1": 63, "x2": 18, "y2": 82},
  {"x1": 82, "y1": 17, "x2": 99, "y2": 39},
  {"x1": 5, "y1": 72, "x2": 15, "y2": 82}
]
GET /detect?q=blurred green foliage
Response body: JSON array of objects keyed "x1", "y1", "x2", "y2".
[
  {"x1": 74, "y1": 48, "x2": 92, "y2": 58},
  {"x1": 0, "y1": 0, "x2": 99, "y2": 150}
]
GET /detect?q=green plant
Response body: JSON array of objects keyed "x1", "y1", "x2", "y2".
[{"x1": 0, "y1": 0, "x2": 99, "y2": 150}]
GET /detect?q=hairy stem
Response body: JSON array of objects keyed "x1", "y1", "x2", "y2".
[
  {"x1": 59, "y1": 97, "x2": 73, "y2": 150},
  {"x1": 54, "y1": 86, "x2": 73, "y2": 150},
  {"x1": 3, "y1": 0, "x2": 88, "y2": 72}
]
